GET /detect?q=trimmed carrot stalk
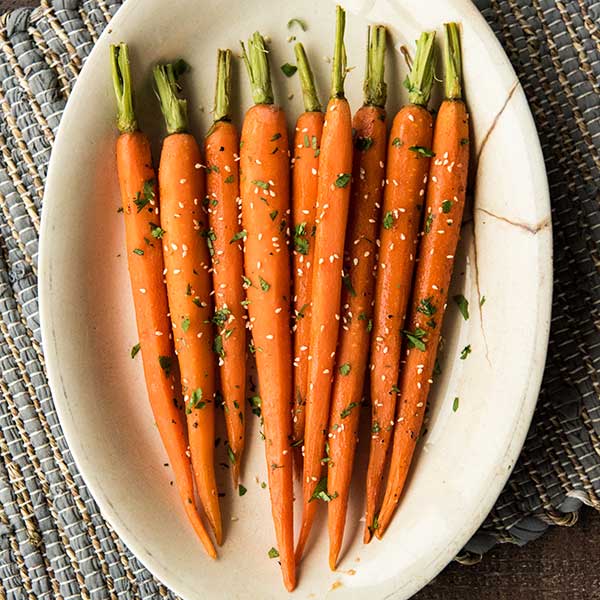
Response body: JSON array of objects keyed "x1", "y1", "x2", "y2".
[
  {"x1": 296, "y1": 5, "x2": 354, "y2": 562},
  {"x1": 364, "y1": 31, "x2": 436, "y2": 543},
  {"x1": 375, "y1": 23, "x2": 469, "y2": 539},
  {"x1": 291, "y1": 42, "x2": 324, "y2": 473},
  {"x1": 154, "y1": 62, "x2": 223, "y2": 546},
  {"x1": 111, "y1": 44, "x2": 216, "y2": 559},
  {"x1": 327, "y1": 25, "x2": 387, "y2": 570},
  {"x1": 239, "y1": 32, "x2": 295, "y2": 592},
  {"x1": 205, "y1": 49, "x2": 246, "y2": 487}
]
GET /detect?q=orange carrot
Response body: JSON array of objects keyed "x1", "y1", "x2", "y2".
[
  {"x1": 154, "y1": 61, "x2": 222, "y2": 545},
  {"x1": 205, "y1": 50, "x2": 247, "y2": 487},
  {"x1": 290, "y1": 42, "x2": 323, "y2": 471},
  {"x1": 296, "y1": 5, "x2": 354, "y2": 562},
  {"x1": 239, "y1": 32, "x2": 295, "y2": 592},
  {"x1": 327, "y1": 25, "x2": 387, "y2": 570},
  {"x1": 376, "y1": 23, "x2": 469, "y2": 538},
  {"x1": 364, "y1": 31, "x2": 436, "y2": 543},
  {"x1": 111, "y1": 44, "x2": 216, "y2": 559}
]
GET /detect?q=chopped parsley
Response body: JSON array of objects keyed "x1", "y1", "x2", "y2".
[
  {"x1": 230, "y1": 230, "x2": 247, "y2": 243},
  {"x1": 303, "y1": 134, "x2": 310, "y2": 148},
  {"x1": 452, "y1": 397, "x2": 460, "y2": 412},
  {"x1": 409, "y1": 145, "x2": 435, "y2": 158},
  {"x1": 130, "y1": 343, "x2": 140, "y2": 359},
  {"x1": 308, "y1": 477, "x2": 338, "y2": 503},
  {"x1": 132, "y1": 248, "x2": 144, "y2": 256},
  {"x1": 268, "y1": 547, "x2": 279, "y2": 559},
  {"x1": 181, "y1": 316, "x2": 191, "y2": 332},
  {"x1": 392, "y1": 137, "x2": 403, "y2": 148},
  {"x1": 213, "y1": 335, "x2": 225, "y2": 357},
  {"x1": 334, "y1": 173, "x2": 351, "y2": 188},
  {"x1": 441, "y1": 200, "x2": 452, "y2": 213},
  {"x1": 460, "y1": 345, "x2": 471, "y2": 360},
  {"x1": 453, "y1": 294, "x2": 470, "y2": 320},
  {"x1": 186, "y1": 388, "x2": 205, "y2": 414},
  {"x1": 238, "y1": 484, "x2": 247, "y2": 497},
  {"x1": 372, "y1": 421, "x2": 381, "y2": 434},
  {"x1": 158, "y1": 355, "x2": 173, "y2": 376},
  {"x1": 185, "y1": 283, "x2": 192, "y2": 296},
  {"x1": 425, "y1": 213, "x2": 434, "y2": 233},
  {"x1": 252, "y1": 179, "x2": 269, "y2": 190},
  {"x1": 269, "y1": 209, "x2": 278, "y2": 221},
  {"x1": 242, "y1": 275, "x2": 252, "y2": 287},
  {"x1": 259, "y1": 276, "x2": 270, "y2": 292},
  {"x1": 133, "y1": 179, "x2": 155, "y2": 212},
  {"x1": 270, "y1": 132, "x2": 282, "y2": 141},
  {"x1": 460, "y1": 138, "x2": 469, "y2": 146},
  {"x1": 227, "y1": 446, "x2": 236, "y2": 465},
  {"x1": 281, "y1": 63, "x2": 297, "y2": 77},
  {"x1": 416, "y1": 297, "x2": 436, "y2": 317},
  {"x1": 295, "y1": 303, "x2": 309, "y2": 319},
  {"x1": 480, "y1": 296, "x2": 486, "y2": 307},
  {"x1": 339, "y1": 363, "x2": 351, "y2": 376},
  {"x1": 403, "y1": 327, "x2": 427, "y2": 351},
  {"x1": 224, "y1": 174, "x2": 234, "y2": 184},
  {"x1": 150, "y1": 224, "x2": 165, "y2": 239},
  {"x1": 382, "y1": 211, "x2": 395, "y2": 230},
  {"x1": 355, "y1": 136, "x2": 373, "y2": 151},
  {"x1": 342, "y1": 274, "x2": 357, "y2": 297},
  {"x1": 212, "y1": 307, "x2": 231, "y2": 327},
  {"x1": 293, "y1": 222, "x2": 309, "y2": 255},
  {"x1": 248, "y1": 395, "x2": 262, "y2": 417},
  {"x1": 340, "y1": 401, "x2": 359, "y2": 418}
]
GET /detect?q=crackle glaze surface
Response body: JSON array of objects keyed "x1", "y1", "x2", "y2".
[{"x1": 39, "y1": 0, "x2": 552, "y2": 598}]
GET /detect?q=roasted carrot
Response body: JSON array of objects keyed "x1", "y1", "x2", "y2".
[
  {"x1": 204, "y1": 49, "x2": 247, "y2": 487},
  {"x1": 375, "y1": 23, "x2": 469, "y2": 539},
  {"x1": 239, "y1": 32, "x2": 295, "y2": 592},
  {"x1": 327, "y1": 25, "x2": 387, "y2": 570},
  {"x1": 296, "y1": 5, "x2": 354, "y2": 562},
  {"x1": 364, "y1": 31, "x2": 437, "y2": 543},
  {"x1": 110, "y1": 44, "x2": 216, "y2": 559},
  {"x1": 154, "y1": 62, "x2": 222, "y2": 546},
  {"x1": 290, "y1": 42, "x2": 323, "y2": 472}
]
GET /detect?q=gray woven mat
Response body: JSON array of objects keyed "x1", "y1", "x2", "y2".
[{"x1": 0, "y1": 0, "x2": 597, "y2": 597}]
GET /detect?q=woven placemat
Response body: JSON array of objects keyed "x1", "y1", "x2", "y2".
[{"x1": 0, "y1": 0, "x2": 597, "y2": 597}]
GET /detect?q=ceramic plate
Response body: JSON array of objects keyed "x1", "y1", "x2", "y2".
[{"x1": 39, "y1": 0, "x2": 552, "y2": 598}]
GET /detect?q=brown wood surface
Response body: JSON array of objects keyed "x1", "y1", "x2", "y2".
[{"x1": 0, "y1": 0, "x2": 598, "y2": 598}]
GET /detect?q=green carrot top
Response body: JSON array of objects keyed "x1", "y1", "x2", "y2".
[
  {"x1": 404, "y1": 31, "x2": 436, "y2": 107},
  {"x1": 110, "y1": 43, "x2": 138, "y2": 134},
  {"x1": 363, "y1": 24, "x2": 387, "y2": 108},
  {"x1": 331, "y1": 5, "x2": 347, "y2": 99},
  {"x1": 444, "y1": 22, "x2": 463, "y2": 100},
  {"x1": 294, "y1": 43, "x2": 321, "y2": 113},
  {"x1": 241, "y1": 32, "x2": 274, "y2": 105},
  {"x1": 153, "y1": 60, "x2": 189, "y2": 135},
  {"x1": 213, "y1": 49, "x2": 233, "y2": 122}
]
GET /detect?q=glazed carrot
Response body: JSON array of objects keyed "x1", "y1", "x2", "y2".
[
  {"x1": 154, "y1": 62, "x2": 222, "y2": 546},
  {"x1": 239, "y1": 32, "x2": 295, "y2": 592},
  {"x1": 296, "y1": 5, "x2": 354, "y2": 562},
  {"x1": 327, "y1": 25, "x2": 387, "y2": 570},
  {"x1": 364, "y1": 32, "x2": 436, "y2": 543},
  {"x1": 110, "y1": 45, "x2": 216, "y2": 559},
  {"x1": 204, "y1": 49, "x2": 247, "y2": 487},
  {"x1": 375, "y1": 23, "x2": 470, "y2": 539},
  {"x1": 290, "y1": 42, "x2": 323, "y2": 471}
]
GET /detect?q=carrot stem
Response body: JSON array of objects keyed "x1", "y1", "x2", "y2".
[
  {"x1": 110, "y1": 43, "x2": 138, "y2": 133},
  {"x1": 330, "y1": 5, "x2": 347, "y2": 99},
  {"x1": 444, "y1": 23, "x2": 462, "y2": 100},
  {"x1": 404, "y1": 31, "x2": 436, "y2": 106},
  {"x1": 214, "y1": 49, "x2": 232, "y2": 122},
  {"x1": 153, "y1": 63, "x2": 188, "y2": 134},
  {"x1": 363, "y1": 25, "x2": 387, "y2": 107},
  {"x1": 294, "y1": 43, "x2": 321, "y2": 113},
  {"x1": 240, "y1": 32, "x2": 274, "y2": 105}
]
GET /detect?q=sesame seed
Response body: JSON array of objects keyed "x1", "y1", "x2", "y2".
[
  {"x1": 195, "y1": 163, "x2": 202, "y2": 169},
  {"x1": 417, "y1": 401, "x2": 424, "y2": 407},
  {"x1": 224, "y1": 165, "x2": 231, "y2": 172},
  {"x1": 431, "y1": 176, "x2": 438, "y2": 183},
  {"x1": 312, "y1": 168, "x2": 317, "y2": 175},
  {"x1": 139, "y1": 288, "x2": 146, "y2": 294},
  {"x1": 417, "y1": 382, "x2": 422, "y2": 389},
  {"x1": 180, "y1": 178, "x2": 187, "y2": 184},
  {"x1": 173, "y1": 269, "x2": 181, "y2": 274},
  {"x1": 400, "y1": 233, "x2": 406, "y2": 241},
  {"x1": 155, "y1": 331, "x2": 163, "y2": 336},
  {"x1": 408, "y1": 114, "x2": 415, "y2": 122},
  {"x1": 171, "y1": 243, "x2": 178, "y2": 251},
  {"x1": 255, "y1": 159, "x2": 262, "y2": 165},
  {"x1": 266, "y1": 334, "x2": 274, "y2": 340}
]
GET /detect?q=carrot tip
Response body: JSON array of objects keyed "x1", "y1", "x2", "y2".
[
  {"x1": 363, "y1": 528, "x2": 373, "y2": 544},
  {"x1": 328, "y1": 549, "x2": 339, "y2": 571}
]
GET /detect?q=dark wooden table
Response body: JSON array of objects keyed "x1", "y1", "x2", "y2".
[{"x1": 2, "y1": 0, "x2": 599, "y2": 598}]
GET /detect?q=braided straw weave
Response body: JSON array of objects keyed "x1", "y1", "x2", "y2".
[{"x1": 0, "y1": 0, "x2": 597, "y2": 597}]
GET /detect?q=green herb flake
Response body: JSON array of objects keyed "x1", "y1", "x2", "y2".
[
  {"x1": 425, "y1": 213, "x2": 434, "y2": 234},
  {"x1": 158, "y1": 355, "x2": 173, "y2": 376},
  {"x1": 252, "y1": 179, "x2": 269, "y2": 190},
  {"x1": 242, "y1": 275, "x2": 252, "y2": 287},
  {"x1": 224, "y1": 174, "x2": 234, "y2": 184},
  {"x1": 185, "y1": 283, "x2": 192, "y2": 296},
  {"x1": 480, "y1": 296, "x2": 486, "y2": 307},
  {"x1": 227, "y1": 446, "x2": 236, "y2": 465},
  {"x1": 372, "y1": 421, "x2": 381, "y2": 434},
  {"x1": 308, "y1": 477, "x2": 338, "y2": 503},
  {"x1": 130, "y1": 343, "x2": 141, "y2": 359},
  {"x1": 117, "y1": 206, "x2": 124, "y2": 213},
  {"x1": 270, "y1": 132, "x2": 282, "y2": 141},
  {"x1": 150, "y1": 224, "x2": 165, "y2": 239},
  {"x1": 460, "y1": 345, "x2": 472, "y2": 360},
  {"x1": 382, "y1": 211, "x2": 395, "y2": 230},
  {"x1": 268, "y1": 547, "x2": 279, "y2": 559},
  {"x1": 370, "y1": 514, "x2": 379, "y2": 532},
  {"x1": 260, "y1": 481, "x2": 267, "y2": 489},
  {"x1": 230, "y1": 230, "x2": 247, "y2": 243},
  {"x1": 416, "y1": 297, "x2": 437, "y2": 317},
  {"x1": 213, "y1": 335, "x2": 225, "y2": 358},
  {"x1": 340, "y1": 401, "x2": 359, "y2": 418},
  {"x1": 403, "y1": 328, "x2": 427, "y2": 351},
  {"x1": 238, "y1": 484, "x2": 247, "y2": 497},
  {"x1": 453, "y1": 294, "x2": 470, "y2": 320},
  {"x1": 334, "y1": 173, "x2": 351, "y2": 188},
  {"x1": 441, "y1": 200, "x2": 452, "y2": 213},
  {"x1": 259, "y1": 277, "x2": 270, "y2": 292},
  {"x1": 342, "y1": 274, "x2": 357, "y2": 297},
  {"x1": 192, "y1": 298, "x2": 203, "y2": 308},
  {"x1": 293, "y1": 221, "x2": 310, "y2": 255},
  {"x1": 212, "y1": 307, "x2": 231, "y2": 327},
  {"x1": 355, "y1": 136, "x2": 374, "y2": 152},
  {"x1": 339, "y1": 363, "x2": 351, "y2": 376},
  {"x1": 409, "y1": 145, "x2": 435, "y2": 158},
  {"x1": 392, "y1": 137, "x2": 403, "y2": 148},
  {"x1": 133, "y1": 248, "x2": 144, "y2": 256},
  {"x1": 133, "y1": 179, "x2": 156, "y2": 213},
  {"x1": 452, "y1": 397, "x2": 460, "y2": 412},
  {"x1": 186, "y1": 388, "x2": 205, "y2": 414},
  {"x1": 287, "y1": 17, "x2": 307, "y2": 31},
  {"x1": 248, "y1": 395, "x2": 262, "y2": 417},
  {"x1": 181, "y1": 316, "x2": 191, "y2": 332},
  {"x1": 269, "y1": 209, "x2": 278, "y2": 221},
  {"x1": 295, "y1": 303, "x2": 309, "y2": 320},
  {"x1": 303, "y1": 134, "x2": 310, "y2": 148},
  {"x1": 460, "y1": 138, "x2": 469, "y2": 146},
  {"x1": 281, "y1": 63, "x2": 297, "y2": 77}
]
